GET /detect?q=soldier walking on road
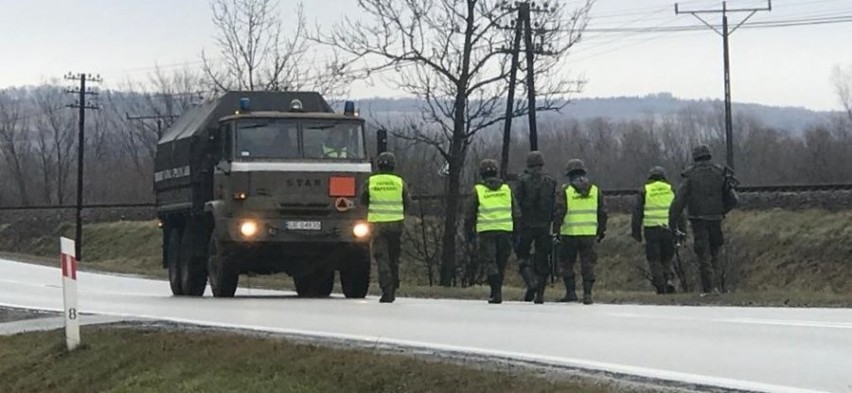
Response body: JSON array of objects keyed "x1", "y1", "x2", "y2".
[
  {"x1": 361, "y1": 152, "x2": 410, "y2": 303},
  {"x1": 632, "y1": 166, "x2": 677, "y2": 295},
  {"x1": 515, "y1": 151, "x2": 556, "y2": 304},
  {"x1": 670, "y1": 145, "x2": 738, "y2": 295},
  {"x1": 465, "y1": 159, "x2": 520, "y2": 304},
  {"x1": 554, "y1": 159, "x2": 607, "y2": 305}
]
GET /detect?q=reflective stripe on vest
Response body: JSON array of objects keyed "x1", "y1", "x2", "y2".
[
  {"x1": 560, "y1": 185, "x2": 599, "y2": 236},
  {"x1": 323, "y1": 145, "x2": 349, "y2": 158},
  {"x1": 475, "y1": 184, "x2": 513, "y2": 233},
  {"x1": 367, "y1": 174, "x2": 404, "y2": 223},
  {"x1": 643, "y1": 181, "x2": 674, "y2": 227}
]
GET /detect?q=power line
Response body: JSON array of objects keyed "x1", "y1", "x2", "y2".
[{"x1": 675, "y1": 0, "x2": 772, "y2": 171}]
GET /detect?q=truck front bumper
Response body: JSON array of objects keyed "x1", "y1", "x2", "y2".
[{"x1": 216, "y1": 216, "x2": 372, "y2": 244}]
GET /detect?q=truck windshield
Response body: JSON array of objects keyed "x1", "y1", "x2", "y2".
[
  {"x1": 234, "y1": 119, "x2": 365, "y2": 160},
  {"x1": 303, "y1": 121, "x2": 365, "y2": 159},
  {"x1": 236, "y1": 120, "x2": 299, "y2": 159}
]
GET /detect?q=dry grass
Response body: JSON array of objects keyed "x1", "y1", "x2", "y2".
[{"x1": 0, "y1": 327, "x2": 623, "y2": 393}]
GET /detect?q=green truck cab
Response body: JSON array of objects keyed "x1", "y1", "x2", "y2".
[{"x1": 155, "y1": 91, "x2": 372, "y2": 298}]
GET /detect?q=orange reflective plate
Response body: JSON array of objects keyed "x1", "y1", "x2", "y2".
[{"x1": 329, "y1": 176, "x2": 356, "y2": 197}]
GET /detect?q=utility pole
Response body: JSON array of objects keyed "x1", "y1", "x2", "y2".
[
  {"x1": 499, "y1": 3, "x2": 524, "y2": 179},
  {"x1": 675, "y1": 1, "x2": 771, "y2": 171},
  {"x1": 65, "y1": 72, "x2": 102, "y2": 261},
  {"x1": 498, "y1": 1, "x2": 557, "y2": 178}
]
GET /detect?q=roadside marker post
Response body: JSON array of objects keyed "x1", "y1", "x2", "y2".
[{"x1": 60, "y1": 237, "x2": 81, "y2": 351}]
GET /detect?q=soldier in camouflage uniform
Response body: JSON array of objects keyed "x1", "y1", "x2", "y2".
[
  {"x1": 670, "y1": 145, "x2": 738, "y2": 295},
  {"x1": 465, "y1": 159, "x2": 520, "y2": 304},
  {"x1": 514, "y1": 151, "x2": 556, "y2": 304},
  {"x1": 553, "y1": 159, "x2": 607, "y2": 305},
  {"x1": 361, "y1": 152, "x2": 410, "y2": 303},
  {"x1": 632, "y1": 166, "x2": 677, "y2": 294}
]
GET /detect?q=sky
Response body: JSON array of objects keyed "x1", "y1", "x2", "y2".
[{"x1": 1, "y1": 0, "x2": 850, "y2": 111}]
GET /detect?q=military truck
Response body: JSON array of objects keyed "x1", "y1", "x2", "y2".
[{"x1": 155, "y1": 91, "x2": 372, "y2": 298}]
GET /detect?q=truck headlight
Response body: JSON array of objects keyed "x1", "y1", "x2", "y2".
[
  {"x1": 353, "y1": 222, "x2": 370, "y2": 239},
  {"x1": 239, "y1": 220, "x2": 259, "y2": 238}
]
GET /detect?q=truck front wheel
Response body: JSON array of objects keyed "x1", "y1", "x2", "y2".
[
  {"x1": 340, "y1": 247, "x2": 370, "y2": 299},
  {"x1": 207, "y1": 237, "x2": 239, "y2": 297},
  {"x1": 180, "y1": 227, "x2": 208, "y2": 296},
  {"x1": 167, "y1": 229, "x2": 184, "y2": 296}
]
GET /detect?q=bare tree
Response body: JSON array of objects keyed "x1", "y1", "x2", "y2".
[
  {"x1": 201, "y1": 0, "x2": 348, "y2": 96},
  {"x1": 320, "y1": 0, "x2": 594, "y2": 286},
  {"x1": 832, "y1": 64, "x2": 852, "y2": 121},
  {"x1": 32, "y1": 85, "x2": 76, "y2": 204},
  {"x1": 0, "y1": 90, "x2": 33, "y2": 205}
]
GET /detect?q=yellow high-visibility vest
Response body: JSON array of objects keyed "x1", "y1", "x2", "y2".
[
  {"x1": 643, "y1": 181, "x2": 674, "y2": 227},
  {"x1": 475, "y1": 184, "x2": 513, "y2": 233},
  {"x1": 367, "y1": 174, "x2": 404, "y2": 223},
  {"x1": 560, "y1": 185, "x2": 599, "y2": 236},
  {"x1": 323, "y1": 145, "x2": 349, "y2": 158}
]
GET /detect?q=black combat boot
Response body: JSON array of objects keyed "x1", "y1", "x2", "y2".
[
  {"x1": 379, "y1": 288, "x2": 395, "y2": 303},
  {"x1": 582, "y1": 281, "x2": 594, "y2": 305},
  {"x1": 533, "y1": 275, "x2": 546, "y2": 304},
  {"x1": 487, "y1": 275, "x2": 502, "y2": 304},
  {"x1": 520, "y1": 262, "x2": 536, "y2": 302},
  {"x1": 559, "y1": 277, "x2": 578, "y2": 302}
]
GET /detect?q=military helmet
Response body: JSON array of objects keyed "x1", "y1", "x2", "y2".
[
  {"x1": 564, "y1": 158, "x2": 586, "y2": 176},
  {"x1": 478, "y1": 159, "x2": 500, "y2": 176},
  {"x1": 648, "y1": 166, "x2": 666, "y2": 178},
  {"x1": 526, "y1": 151, "x2": 545, "y2": 167},
  {"x1": 692, "y1": 144, "x2": 712, "y2": 161},
  {"x1": 376, "y1": 152, "x2": 396, "y2": 168}
]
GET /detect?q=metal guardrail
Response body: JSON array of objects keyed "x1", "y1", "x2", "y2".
[{"x1": 2, "y1": 183, "x2": 851, "y2": 211}]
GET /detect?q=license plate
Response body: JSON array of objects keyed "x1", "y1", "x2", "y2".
[{"x1": 286, "y1": 221, "x2": 321, "y2": 231}]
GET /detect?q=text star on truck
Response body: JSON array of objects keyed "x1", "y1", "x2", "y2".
[{"x1": 155, "y1": 91, "x2": 373, "y2": 298}]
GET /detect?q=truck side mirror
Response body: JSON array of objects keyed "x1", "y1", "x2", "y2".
[{"x1": 377, "y1": 128, "x2": 388, "y2": 154}]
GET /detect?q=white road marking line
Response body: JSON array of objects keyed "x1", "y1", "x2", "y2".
[{"x1": 0, "y1": 300, "x2": 829, "y2": 393}]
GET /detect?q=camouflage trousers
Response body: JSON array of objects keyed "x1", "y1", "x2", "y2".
[
  {"x1": 559, "y1": 235, "x2": 597, "y2": 284},
  {"x1": 371, "y1": 222, "x2": 402, "y2": 293},
  {"x1": 478, "y1": 231, "x2": 512, "y2": 278},
  {"x1": 516, "y1": 227, "x2": 552, "y2": 278},
  {"x1": 644, "y1": 226, "x2": 675, "y2": 293},
  {"x1": 690, "y1": 219, "x2": 725, "y2": 293}
]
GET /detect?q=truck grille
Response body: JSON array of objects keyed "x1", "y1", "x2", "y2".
[{"x1": 279, "y1": 202, "x2": 330, "y2": 217}]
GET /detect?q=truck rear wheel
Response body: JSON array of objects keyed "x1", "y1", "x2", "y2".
[
  {"x1": 180, "y1": 227, "x2": 208, "y2": 297},
  {"x1": 340, "y1": 247, "x2": 370, "y2": 299},
  {"x1": 167, "y1": 229, "x2": 184, "y2": 296},
  {"x1": 294, "y1": 270, "x2": 334, "y2": 298},
  {"x1": 208, "y1": 237, "x2": 239, "y2": 297}
]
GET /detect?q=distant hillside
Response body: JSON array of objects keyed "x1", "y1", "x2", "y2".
[{"x1": 357, "y1": 93, "x2": 834, "y2": 134}]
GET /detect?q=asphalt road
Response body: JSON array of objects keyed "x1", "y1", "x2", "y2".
[{"x1": 1, "y1": 258, "x2": 850, "y2": 393}]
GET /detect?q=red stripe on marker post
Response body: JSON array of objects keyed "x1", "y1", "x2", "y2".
[{"x1": 61, "y1": 253, "x2": 77, "y2": 280}]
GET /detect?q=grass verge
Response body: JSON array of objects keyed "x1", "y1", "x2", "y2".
[{"x1": 0, "y1": 327, "x2": 636, "y2": 393}]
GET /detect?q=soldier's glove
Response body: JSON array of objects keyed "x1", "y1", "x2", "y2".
[
  {"x1": 467, "y1": 232, "x2": 477, "y2": 243},
  {"x1": 674, "y1": 230, "x2": 687, "y2": 245},
  {"x1": 596, "y1": 232, "x2": 606, "y2": 243},
  {"x1": 631, "y1": 232, "x2": 642, "y2": 243}
]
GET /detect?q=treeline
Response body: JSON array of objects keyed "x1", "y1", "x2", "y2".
[{"x1": 1, "y1": 84, "x2": 851, "y2": 208}]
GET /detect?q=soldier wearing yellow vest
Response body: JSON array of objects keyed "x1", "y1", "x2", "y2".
[
  {"x1": 322, "y1": 133, "x2": 350, "y2": 158},
  {"x1": 553, "y1": 159, "x2": 607, "y2": 305},
  {"x1": 464, "y1": 159, "x2": 520, "y2": 304},
  {"x1": 631, "y1": 166, "x2": 677, "y2": 295},
  {"x1": 361, "y1": 152, "x2": 409, "y2": 303}
]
